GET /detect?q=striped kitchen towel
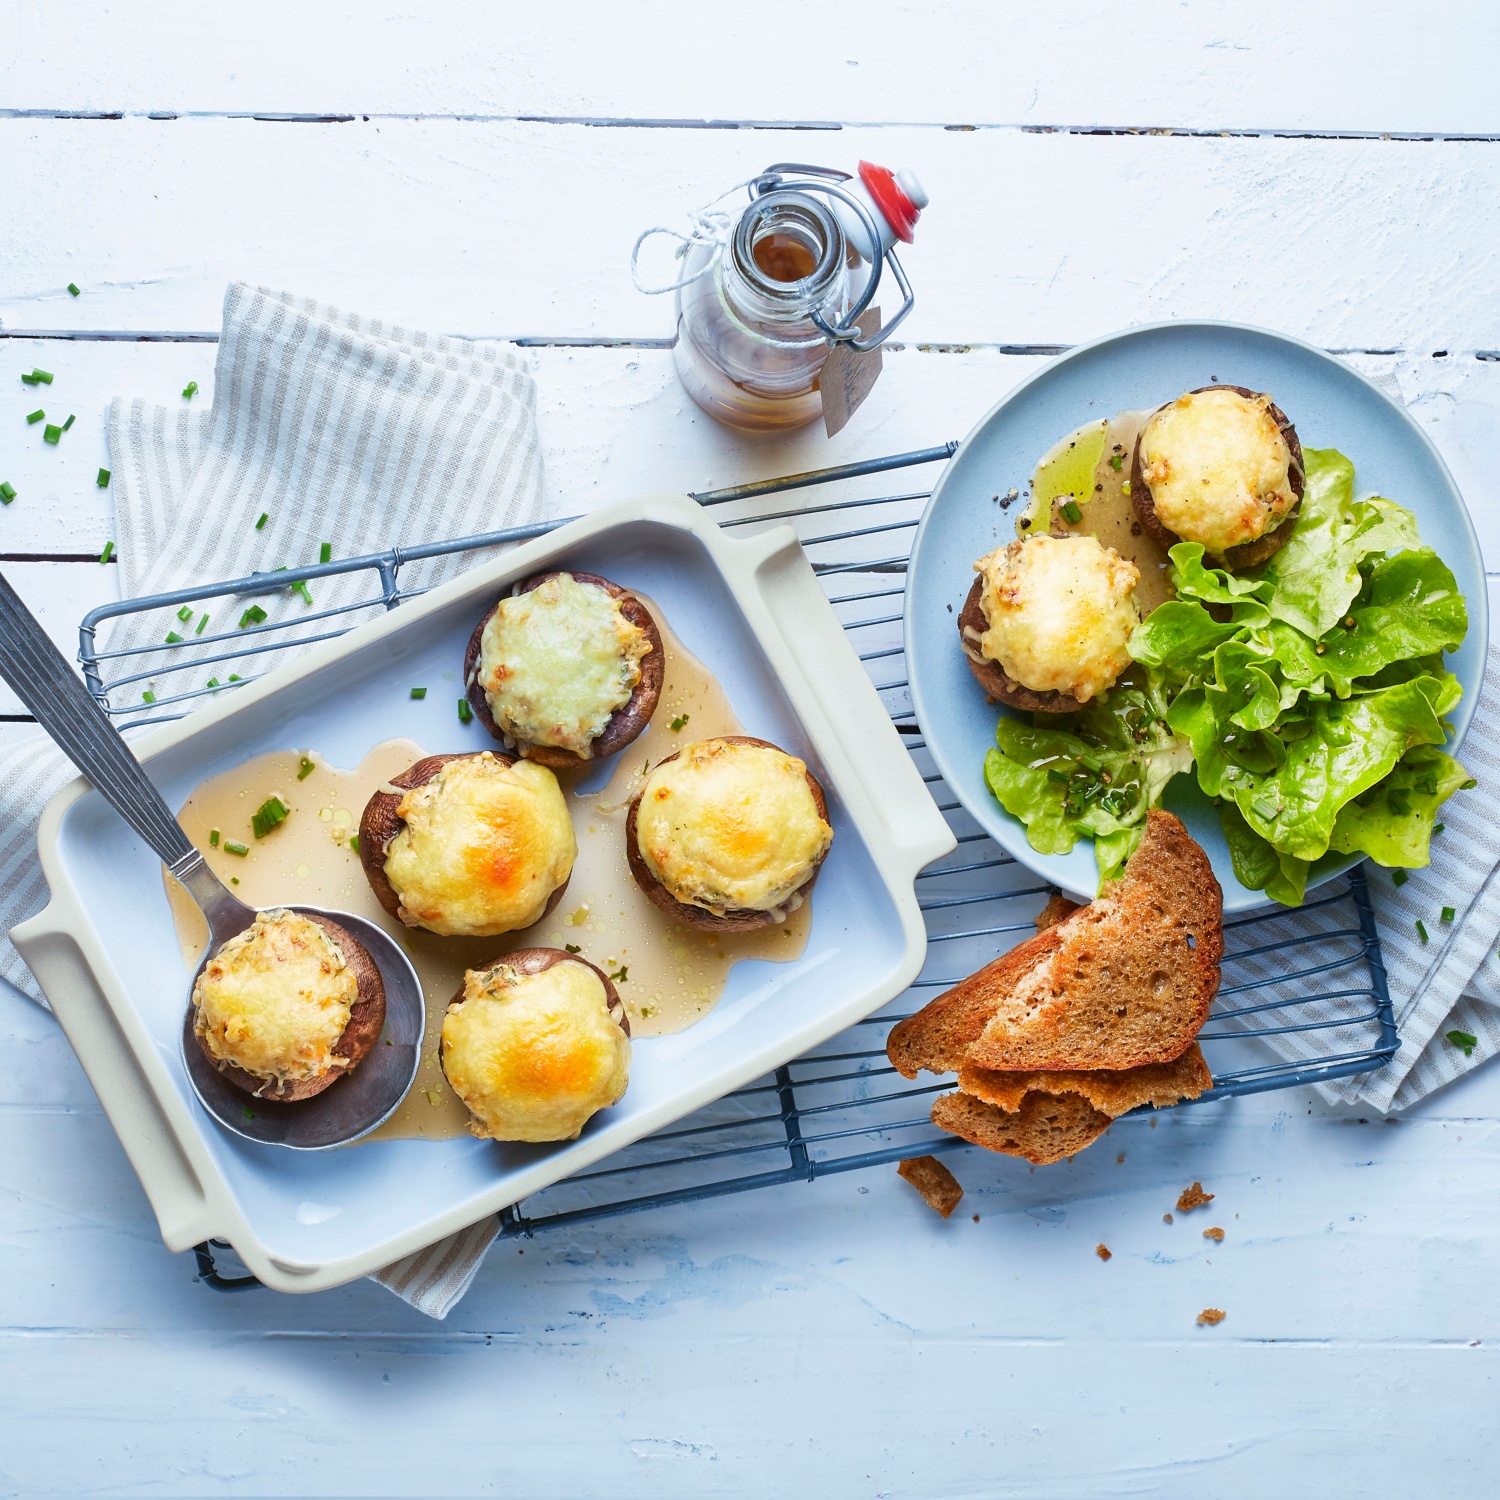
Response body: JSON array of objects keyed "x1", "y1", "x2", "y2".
[
  {"x1": 0, "y1": 282, "x2": 544, "y2": 1317},
  {"x1": 1225, "y1": 641, "x2": 1500, "y2": 1114}
]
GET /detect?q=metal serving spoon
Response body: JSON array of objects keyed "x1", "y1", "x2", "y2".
[{"x1": 0, "y1": 570, "x2": 424, "y2": 1149}]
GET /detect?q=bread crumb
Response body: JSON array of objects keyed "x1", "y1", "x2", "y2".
[
  {"x1": 1177, "y1": 1181, "x2": 1214, "y2": 1212},
  {"x1": 1116, "y1": 1152, "x2": 1125, "y2": 1164},
  {"x1": 1203, "y1": 1226, "x2": 1225, "y2": 1242},
  {"x1": 1197, "y1": 1307, "x2": 1226, "y2": 1326},
  {"x1": 897, "y1": 1155, "x2": 964, "y2": 1218},
  {"x1": 1095, "y1": 1243, "x2": 1112, "y2": 1261},
  {"x1": 972, "y1": 1214, "x2": 980, "y2": 1223},
  {"x1": 1162, "y1": 1212, "x2": 1174, "y2": 1224}
]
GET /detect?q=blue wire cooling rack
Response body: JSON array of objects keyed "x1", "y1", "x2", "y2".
[{"x1": 75, "y1": 444, "x2": 1396, "y2": 1292}]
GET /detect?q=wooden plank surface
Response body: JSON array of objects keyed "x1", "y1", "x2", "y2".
[{"x1": 3, "y1": 6, "x2": 1500, "y2": 1496}]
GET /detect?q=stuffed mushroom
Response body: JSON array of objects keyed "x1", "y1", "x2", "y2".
[
  {"x1": 190, "y1": 908, "x2": 386, "y2": 1102},
  {"x1": 1131, "y1": 385, "x2": 1305, "y2": 568},
  {"x1": 626, "y1": 735, "x2": 833, "y2": 933},
  {"x1": 359, "y1": 751, "x2": 575, "y2": 937},
  {"x1": 959, "y1": 533, "x2": 1141, "y2": 713},
  {"x1": 464, "y1": 570, "x2": 664, "y2": 768},
  {"x1": 440, "y1": 948, "x2": 631, "y2": 1142}
]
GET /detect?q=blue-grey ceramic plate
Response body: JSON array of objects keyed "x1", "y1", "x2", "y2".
[{"x1": 906, "y1": 321, "x2": 1488, "y2": 912}]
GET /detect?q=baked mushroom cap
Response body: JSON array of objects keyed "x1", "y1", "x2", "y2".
[
  {"x1": 464, "y1": 570, "x2": 665, "y2": 769},
  {"x1": 957, "y1": 575, "x2": 1086, "y2": 714},
  {"x1": 439, "y1": 948, "x2": 630, "y2": 1142},
  {"x1": 625, "y1": 735, "x2": 833, "y2": 934},
  {"x1": 192, "y1": 910, "x2": 386, "y2": 1103},
  {"x1": 1131, "y1": 385, "x2": 1306, "y2": 569},
  {"x1": 358, "y1": 751, "x2": 573, "y2": 936}
]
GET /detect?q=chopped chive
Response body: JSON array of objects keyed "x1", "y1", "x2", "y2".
[
  {"x1": 223, "y1": 839, "x2": 250, "y2": 857},
  {"x1": 1108, "y1": 453, "x2": 1124, "y2": 471},
  {"x1": 297, "y1": 755, "x2": 315, "y2": 781},
  {"x1": 1441, "y1": 906, "x2": 1456, "y2": 923},
  {"x1": 564, "y1": 943, "x2": 580, "y2": 954},
  {"x1": 457, "y1": 697, "x2": 473, "y2": 724},
  {"x1": 255, "y1": 512, "x2": 268, "y2": 530},
  {"x1": 251, "y1": 796, "x2": 289, "y2": 838},
  {"x1": 348, "y1": 834, "x2": 360, "y2": 853},
  {"x1": 669, "y1": 714, "x2": 689, "y2": 731},
  {"x1": 31, "y1": 369, "x2": 52, "y2": 385},
  {"x1": 318, "y1": 541, "x2": 332, "y2": 564},
  {"x1": 195, "y1": 613, "x2": 209, "y2": 635},
  {"x1": 238, "y1": 604, "x2": 268, "y2": 629},
  {"x1": 230, "y1": 876, "x2": 240, "y2": 885},
  {"x1": 26, "y1": 409, "x2": 44, "y2": 425},
  {"x1": 20, "y1": 373, "x2": 38, "y2": 386},
  {"x1": 206, "y1": 676, "x2": 220, "y2": 688},
  {"x1": 241, "y1": 1105, "x2": 254, "y2": 1120},
  {"x1": 228, "y1": 673, "x2": 242, "y2": 682},
  {"x1": 410, "y1": 687, "x2": 427, "y2": 700},
  {"x1": 99, "y1": 540, "x2": 113, "y2": 563},
  {"x1": 608, "y1": 965, "x2": 629, "y2": 983},
  {"x1": 1060, "y1": 500, "x2": 1082, "y2": 524},
  {"x1": 1447, "y1": 1029, "x2": 1478, "y2": 1058},
  {"x1": 43, "y1": 424, "x2": 62, "y2": 445},
  {"x1": 182, "y1": 381, "x2": 199, "y2": 400},
  {"x1": 291, "y1": 579, "x2": 312, "y2": 606},
  {"x1": 165, "y1": 631, "x2": 184, "y2": 644},
  {"x1": 68, "y1": 282, "x2": 81, "y2": 297},
  {"x1": 1416, "y1": 919, "x2": 1429, "y2": 943},
  {"x1": 0, "y1": 482, "x2": 14, "y2": 504},
  {"x1": 1391, "y1": 870, "x2": 1409, "y2": 887},
  {"x1": 96, "y1": 468, "x2": 111, "y2": 487},
  {"x1": 176, "y1": 605, "x2": 193, "y2": 622},
  {"x1": 61, "y1": 414, "x2": 75, "y2": 432},
  {"x1": 209, "y1": 829, "x2": 220, "y2": 847},
  {"x1": 141, "y1": 690, "x2": 156, "y2": 704}
]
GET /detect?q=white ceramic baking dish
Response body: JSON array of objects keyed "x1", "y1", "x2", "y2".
[{"x1": 14, "y1": 493, "x2": 955, "y2": 1293}]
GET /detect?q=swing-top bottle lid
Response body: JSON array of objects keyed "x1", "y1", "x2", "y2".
[{"x1": 832, "y1": 161, "x2": 929, "y2": 261}]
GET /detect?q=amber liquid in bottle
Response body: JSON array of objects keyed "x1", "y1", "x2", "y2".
[{"x1": 673, "y1": 195, "x2": 850, "y2": 433}]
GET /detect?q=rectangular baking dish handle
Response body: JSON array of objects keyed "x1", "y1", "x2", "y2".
[
  {"x1": 13, "y1": 909, "x2": 219, "y2": 1251},
  {"x1": 736, "y1": 525, "x2": 956, "y2": 878}
]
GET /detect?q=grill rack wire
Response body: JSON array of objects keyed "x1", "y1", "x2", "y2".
[{"x1": 75, "y1": 444, "x2": 1396, "y2": 1293}]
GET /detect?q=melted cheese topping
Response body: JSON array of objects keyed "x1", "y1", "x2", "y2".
[
  {"x1": 1138, "y1": 387, "x2": 1296, "y2": 555},
  {"x1": 974, "y1": 535, "x2": 1139, "y2": 703},
  {"x1": 384, "y1": 754, "x2": 576, "y2": 936},
  {"x1": 477, "y1": 573, "x2": 651, "y2": 758},
  {"x1": 442, "y1": 961, "x2": 630, "y2": 1142},
  {"x1": 192, "y1": 909, "x2": 356, "y2": 1089},
  {"x1": 635, "y1": 739, "x2": 833, "y2": 915}
]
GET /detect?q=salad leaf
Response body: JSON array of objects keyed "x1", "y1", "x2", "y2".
[
  {"x1": 1327, "y1": 745, "x2": 1474, "y2": 866},
  {"x1": 1218, "y1": 801, "x2": 1310, "y2": 907},
  {"x1": 983, "y1": 669, "x2": 1193, "y2": 882}
]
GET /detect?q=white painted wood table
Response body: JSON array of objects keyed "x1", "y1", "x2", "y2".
[{"x1": 4, "y1": 5, "x2": 1499, "y2": 1494}]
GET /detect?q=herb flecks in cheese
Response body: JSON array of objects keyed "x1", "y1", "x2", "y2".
[
  {"x1": 974, "y1": 534, "x2": 1139, "y2": 703},
  {"x1": 385, "y1": 754, "x2": 575, "y2": 936},
  {"x1": 192, "y1": 909, "x2": 356, "y2": 1089},
  {"x1": 478, "y1": 574, "x2": 650, "y2": 757},
  {"x1": 442, "y1": 961, "x2": 629, "y2": 1142},
  {"x1": 1139, "y1": 387, "x2": 1296, "y2": 555},
  {"x1": 637, "y1": 739, "x2": 832, "y2": 915}
]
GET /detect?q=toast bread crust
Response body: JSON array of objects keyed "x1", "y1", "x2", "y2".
[
  {"x1": 957, "y1": 1041, "x2": 1212, "y2": 1119},
  {"x1": 931, "y1": 1088, "x2": 1111, "y2": 1165}
]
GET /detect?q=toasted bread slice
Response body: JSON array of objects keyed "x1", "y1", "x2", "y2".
[
  {"x1": 931, "y1": 1089, "x2": 1111, "y2": 1166},
  {"x1": 887, "y1": 812, "x2": 1222, "y2": 1077},
  {"x1": 957, "y1": 1042, "x2": 1212, "y2": 1119}
]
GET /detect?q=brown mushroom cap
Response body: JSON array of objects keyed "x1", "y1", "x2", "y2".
[
  {"x1": 356, "y1": 751, "x2": 570, "y2": 929},
  {"x1": 463, "y1": 570, "x2": 665, "y2": 768},
  {"x1": 956, "y1": 574, "x2": 1087, "y2": 715},
  {"x1": 1130, "y1": 385, "x2": 1306, "y2": 570},
  {"x1": 195, "y1": 911, "x2": 387, "y2": 1103},
  {"x1": 625, "y1": 735, "x2": 832, "y2": 934}
]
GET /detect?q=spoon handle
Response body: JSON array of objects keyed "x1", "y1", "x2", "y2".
[{"x1": 0, "y1": 568, "x2": 195, "y2": 866}]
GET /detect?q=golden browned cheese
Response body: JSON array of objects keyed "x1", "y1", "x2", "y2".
[
  {"x1": 192, "y1": 909, "x2": 356, "y2": 1085},
  {"x1": 477, "y1": 573, "x2": 651, "y2": 757},
  {"x1": 384, "y1": 754, "x2": 575, "y2": 936},
  {"x1": 974, "y1": 534, "x2": 1140, "y2": 702},
  {"x1": 442, "y1": 961, "x2": 630, "y2": 1142},
  {"x1": 1138, "y1": 388, "x2": 1296, "y2": 554},
  {"x1": 636, "y1": 739, "x2": 832, "y2": 914}
]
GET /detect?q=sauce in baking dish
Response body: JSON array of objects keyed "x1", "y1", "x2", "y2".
[
  {"x1": 1018, "y1": 409, "x2": 1175, "y2": 615},
  {"x1": 162, "y1": 605, "x2": 814, "y2": 1142}
]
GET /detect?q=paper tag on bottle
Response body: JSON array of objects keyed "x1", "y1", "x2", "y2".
[{"x1": 819, "y1": 307, "x2": 882, "y2": 438}]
